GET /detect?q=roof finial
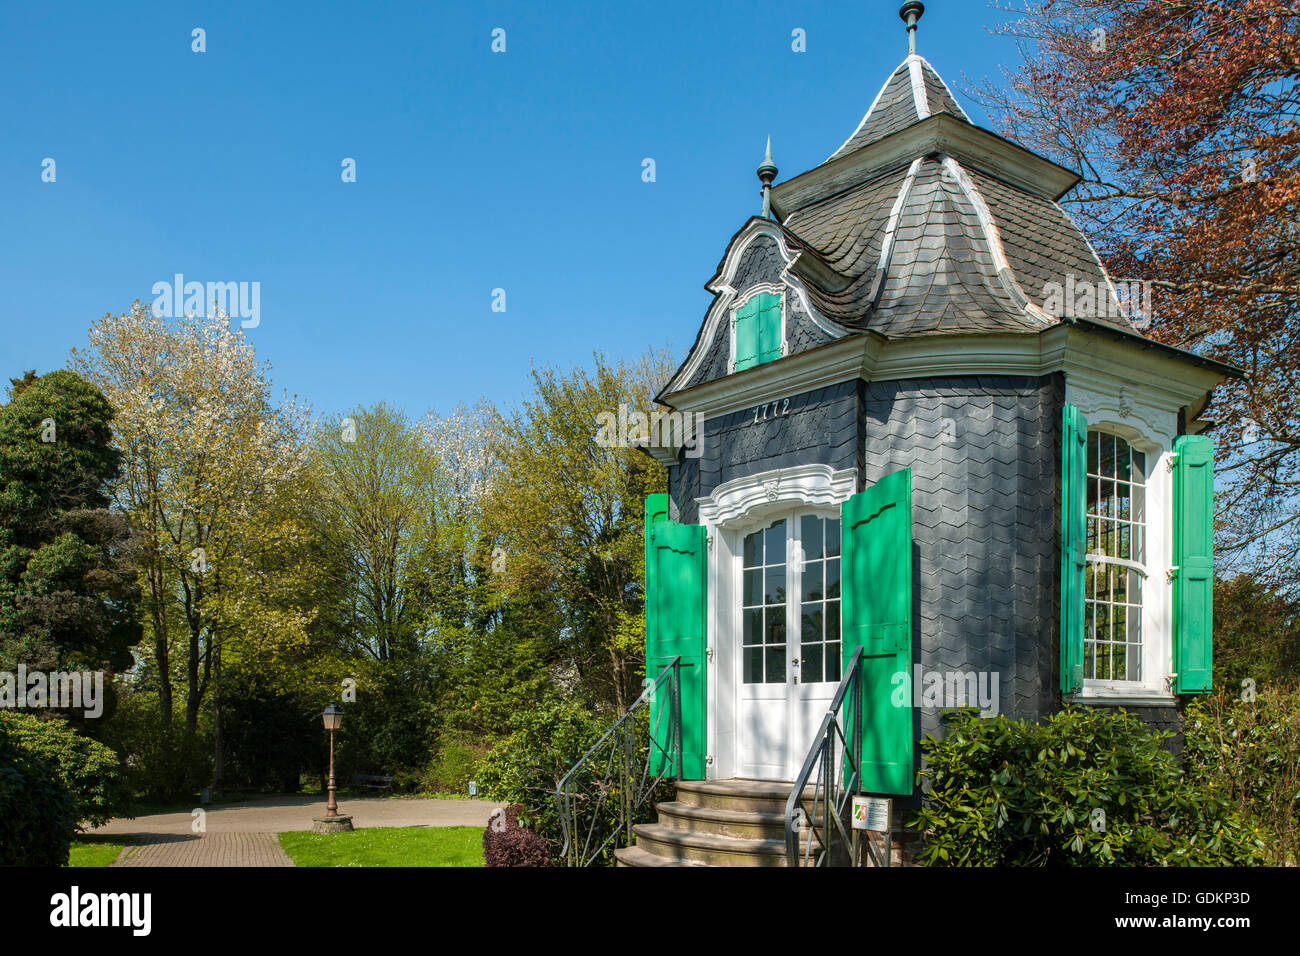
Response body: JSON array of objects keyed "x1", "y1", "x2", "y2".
[
  {"x1": 900, "y1": 1, "x2": 924, "y2": 56},
  {"x1": 756, "y1": 136, "x2": 778, "y2": 218}
]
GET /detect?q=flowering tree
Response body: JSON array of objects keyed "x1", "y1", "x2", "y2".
[
  {"x1": 71, "y1": 303, "x2": 314, "y2": 743},
  {"x1": 977, "y1": 0, "x2": 1300, "y2": 588}
]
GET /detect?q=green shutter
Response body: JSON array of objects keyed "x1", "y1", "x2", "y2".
[
  {"x1": 840, "y1": 468, "x2": 913, "y2": 795},
  {"x1": 754, "y1": 293, "x2": 782, "y2": 364},
  {"x1": 734, "y1": 292, "x2": 781, "y2": 371},
  {"x1": 644, "y1": 494, "x2": 707, "y2": 778},
  {"x1": 1173, "y1": 435, "x2": 1214, "y2": 693},
  {"x1": 734, "y1": 299, "x2": 760, "y2": 372},
  {"x1": 1060, "y1": 405, "x2": 1087, "y2": 693}
]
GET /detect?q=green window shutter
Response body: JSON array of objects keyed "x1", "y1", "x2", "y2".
[
  {"x1": 840, "y1": 468, "x2": 913, "y2": 795},
  {"x1": 1060, "y1": 404, "x2": 1087, "y2": 693},
  {"x1": 1173, "y1": 435, "x2": 1214, "y2": 693},
  {"x1": 754, "y1": 293, "x2": 782, "y2": 364},
  {"x1": 644, "y1": 494, "x2": 707, "y2": 779},
  {"x1": 733, "y1": 292, "x2": 781, "y2": 371},
  {"x1": 734, "y1": 299, "x2": 760, "y2": 371}
]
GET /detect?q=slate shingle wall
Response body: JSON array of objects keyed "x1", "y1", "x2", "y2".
[{"x1": 858, "y1": 374, "x2": 1063, "y2": 742}]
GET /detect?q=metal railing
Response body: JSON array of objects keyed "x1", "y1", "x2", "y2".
[
  {"x1": 555, "y1": 657, "x2": 682, "y2": 866},
  {"x1": 784, "y1": 645, "x2": 885, "y2": 866}
]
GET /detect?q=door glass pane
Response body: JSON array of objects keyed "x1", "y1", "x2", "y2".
[
  {"x1": 801, "y1": 514, "x2": 823, "y2": 560},
  {"x1": 765, "y1": 565, "x2": 786, "y2": 606},
  {"x1": 825, "y1": 518, "x2": 840, "y2": 557},
  {"x1": 764, "y1": 519, "x2": 786, "y2": 565},
  {"x1": 801, "y1": 560, "x2": 823, "y2": 602}
]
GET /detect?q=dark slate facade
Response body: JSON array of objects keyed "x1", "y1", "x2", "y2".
[{"x1": 671, "y1": 372, "x2": 1063, "y2": 746}]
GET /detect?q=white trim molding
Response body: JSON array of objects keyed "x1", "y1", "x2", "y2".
[{"x1": 697, "y1": 464, "x2": 857, "y2": 528}]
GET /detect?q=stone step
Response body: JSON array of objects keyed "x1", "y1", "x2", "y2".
[
  {"x1": 631, "y1": 822, "x2": 789, "y2": 867},
  {"x1": 655, "y1": 800, "x2": 788, "y2": 841},
  {"x1": 614, "y1": 844, "x2": 707, "y2": 867},
  {"x1": 674, "y1": 778, "x2": 817, "y2": 815}
]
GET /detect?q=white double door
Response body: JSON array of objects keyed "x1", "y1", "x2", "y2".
[{"x1": 735, "y1": 510, "x2": 842, "y2": 781}]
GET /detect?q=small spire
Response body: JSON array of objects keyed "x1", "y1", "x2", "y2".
[
  {"x1": 757, "y1": 136, "x2": 778, "y2": 218},
  {"x1": 899, "y1": 1, "x2": 924, "y2": 55}
]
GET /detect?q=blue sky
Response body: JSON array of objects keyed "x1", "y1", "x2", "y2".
[{"x1": 1, "y1": 0, "x2": 1025, "y2": 419}]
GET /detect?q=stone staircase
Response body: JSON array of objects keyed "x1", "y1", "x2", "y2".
[{"x1": 615, "y1": 778, "x2": 814, "y2": 867}]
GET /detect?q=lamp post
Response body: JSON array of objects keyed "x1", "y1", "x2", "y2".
[
  {"x1": 323, "y1": 703, "x2": 342, "y2": 817},
  {"x1": 313, "y1": 703, "x2": 353, "y2": 833}
]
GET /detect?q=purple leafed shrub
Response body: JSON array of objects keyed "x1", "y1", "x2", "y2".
[{"x1": 483, "y1": 803, "x2": 552, "y2": 867}]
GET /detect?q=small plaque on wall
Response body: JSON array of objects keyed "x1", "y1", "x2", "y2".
[{"x1": 851, "y1": 795, "x2": 891, "y2": 832}]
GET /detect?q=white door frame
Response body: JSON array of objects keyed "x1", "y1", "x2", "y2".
[{"x1": 696, "y1": 464, "x2": 857, "y2": 780}]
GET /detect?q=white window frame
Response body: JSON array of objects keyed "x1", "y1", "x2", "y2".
[{"x1": 1066, "y1": 385, "x2": 1176, "y2": 705}]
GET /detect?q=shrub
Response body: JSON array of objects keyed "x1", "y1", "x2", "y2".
[
  {"x1": 483, "y1": 803, "x2": 552, "y2": 867},
  {"x1": 98, "y1": 689, "x2": 210, "y2": 802},
  {"x1": 1184, "y1": 681, "x2": 1300, "y2": 865},
  {"x1": 474, "y1": 699, "x2": 610, "y2": 854},
  {"x1": 0, "y1": 711, "x2": 126, "y2": 829},
  {"x1": 0, "y1": 716, "x2": 76, "y2": 865},
  {"x1": 419, "y1": 735, "x2": 489, "y2": 795},
  {"x1": 913, "y1": 707, "x2": 1265, "y2": 866}
]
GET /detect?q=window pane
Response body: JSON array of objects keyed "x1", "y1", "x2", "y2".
[
  {"x1": 801, "y1": 515, "x2": 823, "y2": 561},
  {"x1": 826, "y1": 644, "x2": 841, "y2": 682},
  {"x1": 744, "y1": 530, "x2": 761, "y2": 568},
  {"x1": 801, "y1": 561, "x2": 823, "y2": 603},
  {"x1": 801, "y1": 604, "x2": 823, "y2": 643},
  {"x1": 743, "y1": 569, "x2": 762, "y2": 607},
  {"x1": 825, "y1": 519, "x2": 840, "y2": 557},
  {"x1": 765, "y1": 607, "x2": 785, "y2": 645},
  {"x1": 827, "y1": 601, "x2": 840, "y2": 641},
  {"x1": 744, "y1": 646, "x2": 763, "y2": 684},
  {"x1": 826, "y1": 558, "x2": 840, "y2": 599},
  {"x1": 764, "y1": 519, "x2": 786, "y2": 566},
  {"x1": 743, "y1": 608, "x2": 762, "y2": 645},
  {"x1": 803, "y1": 643, "x2": 823, "y2": 684},
  {"x1": 765, "y1": 647, "x2": 786, "y2": 684},
  {"x1": 765, "y1": 565, "x2": 786, "y2": 606}
]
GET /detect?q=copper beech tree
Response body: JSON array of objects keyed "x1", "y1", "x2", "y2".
[{"x1": 976, "y1": 0, "x2": 1300, "y2": 588}]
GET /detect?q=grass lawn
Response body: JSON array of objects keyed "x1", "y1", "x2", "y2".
[
  {"x1": 278, "y1": 825, "x2": 484, "y2": 867},
  {"x1": 69, "y1": 834, "x2": 137, "y2": 867}
]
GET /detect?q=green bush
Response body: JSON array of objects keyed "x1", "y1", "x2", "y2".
[
  {"x1": 475, "y1": 699, "x2": 612, "y2": 855},
  {"x1": 98, "y1": 690, "x2": 210, "y2": 802},
  {"x1": 0, "y1": 711, "x2": 126, "y2": 829},
  {"x1": 0, "y1": 716, "x2": 76, "y2": 865},
  {"x1": 1184, "y1": 682, "x2": 1300, "y2": 865},
  {"x1": 913, "y1": 707, "x2": 1265, "y2": 866},
  {"x1": 419, "y1": 736, "x2": 490, "y2": 795}
]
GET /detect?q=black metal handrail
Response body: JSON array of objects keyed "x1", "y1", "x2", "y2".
[
  {"x1": 555, "y1": 657, "x2": 682, "y2": 866},
  {"x1": 785, "y1": 644, "x2": 880, "y2": 866}
]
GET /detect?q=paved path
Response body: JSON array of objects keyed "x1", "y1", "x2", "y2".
[
  {"x1": 115, "y1": 832, "x2": 294, "y2": 867},
  {"x1": 93, "y1": 794, "x2": 503, "y2": 867}
]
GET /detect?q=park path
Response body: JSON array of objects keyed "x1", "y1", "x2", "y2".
[{"x1": 93, "y1": 794, "x2": 502, "y2": 867}]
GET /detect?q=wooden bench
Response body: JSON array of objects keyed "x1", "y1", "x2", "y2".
[{"x1": 351, "y1": 774, "x2": 395, "y2": 793}]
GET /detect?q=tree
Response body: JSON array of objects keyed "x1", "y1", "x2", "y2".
[
  {"x1": 0, "y1": 369, "x2": 140, "y2": 675},
  {"x1": 70, "y1": 304, "x2": 313, "y2": 754},
  {"x1": 976, "y1": 0, "x2": 1300, "y2": 589},
  {"x1": 487, "y1": 350, "x2": 673, "y2": 711}
]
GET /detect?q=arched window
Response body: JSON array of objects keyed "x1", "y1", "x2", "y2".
[{"x1": 1085, "y1": 430, "x2": 1147, "y2": 681}]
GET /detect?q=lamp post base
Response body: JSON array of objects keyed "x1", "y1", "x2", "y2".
[{"x1": 311, "y1": 814, "x2": 354, "y2": 834}]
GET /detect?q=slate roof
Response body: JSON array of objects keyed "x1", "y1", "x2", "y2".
[
  {"x1": 829, "y1": 55, "x2": 970, "y2": 161},
  {"x1": 687, "y1": 54, "x2": 1144, "y2": 365},
  {"x1": 765, "y1": 54, "x2": 1135, "y2": 339}
]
